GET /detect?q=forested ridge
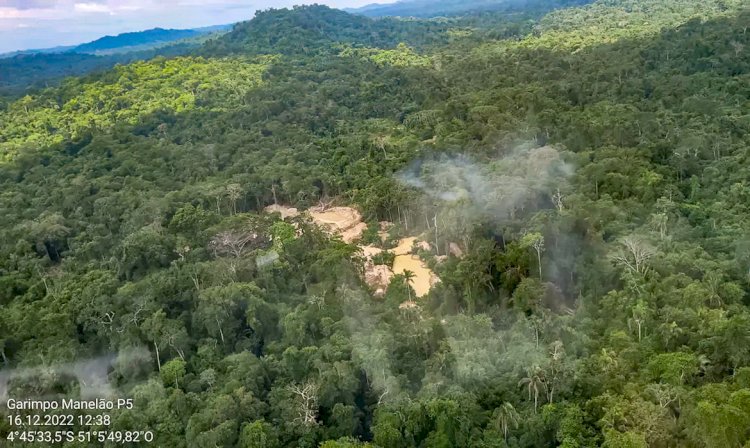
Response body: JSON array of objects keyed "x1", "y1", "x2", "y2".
[
  {"x1": 345, "y1": 0, "x2": 591, "y2": 18},
  {"x1": 0, "y1": 27, "x2": 230, "y2": 96},
  {"x1": 1, "y1": 0, "x2": 749, "y2": 447}
]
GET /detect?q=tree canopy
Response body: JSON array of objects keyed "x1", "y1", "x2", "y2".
[{"x1": 1, "y1": 0, "x2": 749, "y2": 446}]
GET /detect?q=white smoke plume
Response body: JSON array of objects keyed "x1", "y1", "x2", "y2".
[
  {"x1": 397, "y1": 144, "x2": 574, "y2": 223},
  {"x1": 396, "y1": 145, "x2": 579, "y2": 389},
  {"x1": 256, "y1": 250, "x2": 280, "y2": 268},
  {"x1": 338, "y1": 284, "x2": 401, "y2": 404},
  {"x1": 0, "y1": 347, "x2": 152, "y2": 403}
]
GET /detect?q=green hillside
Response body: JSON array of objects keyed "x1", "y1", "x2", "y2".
[
  {"x1": 0, "y1": 26, "x2": 231, "y2": 96},
  {"x1": 202, "y1": 5, "x2": 455, "y2": 56},
  {"x1": 347, "y1": 0, "x2": 591, "y2": 18},
  {"x1": 1, "y1": 1, "x2": 749, "y2": 447},
  {"x1": 73, "y1": 28, "x2": 203, "y2": 54}
]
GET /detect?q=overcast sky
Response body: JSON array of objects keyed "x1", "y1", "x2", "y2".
[{"x1": 0, "y1": 0, "x2": 397, "y2": 53}]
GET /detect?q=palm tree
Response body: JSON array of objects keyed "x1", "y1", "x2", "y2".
[
  {"x1": 518, "y1": 366, "x2": 546, "y2": 414},
  {"x1": 492, "y1": 402, "x2": 520, "y2": 443},
  {"x1": 402, "y1": 269, "x2": 415, "y2": 301}
]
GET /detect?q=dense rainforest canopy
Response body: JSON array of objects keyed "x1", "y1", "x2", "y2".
[{"x1": 1, "y1": 0, "x2": 750, "y2": 446}]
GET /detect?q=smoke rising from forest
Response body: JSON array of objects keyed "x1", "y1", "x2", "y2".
[
  {"x1": 397, "y1": 144, "x2": 574, "y2": 224},
  {"x1": 256, "y1": 250, "x2": 280, "y2": 268},
  {"x1": 397, "y1": 143, "x2": 579, "y2": 293},
  {"x1": 0, "y1": 347, "x2": 152, "y2": 402},
  {"x1": 339, "y1": 285, "x2": 401, "y2": 403},
  {"x1": 394, "y1": 144, "x2": 580, "y2": 386}
]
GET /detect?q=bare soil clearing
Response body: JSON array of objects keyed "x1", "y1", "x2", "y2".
[
  {"x1": 265, "y1": 205, "x2": 440, "y2": 298},
  {"x1": 308, "y1": 206, "x2": 367, "y2": 244}
]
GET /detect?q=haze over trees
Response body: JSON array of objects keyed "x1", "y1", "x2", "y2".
[
  {"x1": 1, "y1": 0, "x2": 750, "y2": 446},
  {"x1": 345, "y1": 0, "x2": 591, "y2": 18},
  {"x1": 0, "y1": 26, "x2": 231, "y2": 96}
]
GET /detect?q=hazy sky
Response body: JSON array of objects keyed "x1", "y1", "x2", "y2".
[{"x1": 0, "y1": 0, "x2": 397, "y2": 53}]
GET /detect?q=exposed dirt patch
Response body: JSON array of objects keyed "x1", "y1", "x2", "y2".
[
  {"x1": 392, "y1": 237, "x2": 417, "y2": 256},
  {"x1": 360, "y1": 245, "x2": 383, "y2": 259},
  {"x1": 388, "y1": 237, "x2": 440, "y2": 298},
  {"x1": 265, "y1": 204, "x2": 440, "y2": 298},
  {"x1": 364, "y1": 264, "x2": 394, "y2": 298},
  {"x1": 309, "y1": 206, "x2": 367, "y2": 243},
  {"x1": 392, "y1": 253, "x2": 440, "y2": 298}
]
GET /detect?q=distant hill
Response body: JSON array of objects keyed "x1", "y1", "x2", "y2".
[
  {"x1": 0, "y1": 45, "x2": 77, "y2": 58},
  {"x1": 0, "y1": 24, "x2": 232, "y2": 95},
  {"x1": 202, "y1": 5, "x2": 452, "y2": 56},
  {"x1": 72, "y1": 28, "x2": 201, "y2": 54},
  {"x1": 0, "y1": 53, "x2": 107, "y2": 92},
  {"x1": 0, "y1": 41, "x2": 202, "y2": 96},
  {"x1": 0, "y1": 24, "x2": 233, "y2": 59},
  {"x1": 72, "y1": 25, "x2": 232, "y2": 55},
  {"x1": 193, "y1": 24, "x2": 235, "y2": 33},
  {"x1": 346, "y1": 0, "x2": 592, "y2": 18}
]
